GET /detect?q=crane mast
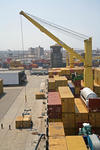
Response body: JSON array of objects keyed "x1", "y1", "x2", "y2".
[{"x1": 20, "y1": 10, "x2": 93, "y2": 90}]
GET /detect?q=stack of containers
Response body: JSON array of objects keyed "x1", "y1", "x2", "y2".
[
  {"x1": 48, "y1": 92, "x2": 62, "y2": 122},
  {"x1": 66, "y1": 136, "x2": 87, "y2": 150},
  {"x1": 0, "y1": 79, "x2": 3, "y2": 95},
  {"x1": 74, "y1": 98, "x2": 89, "y2": 130},
  {"x1": 71, "y1": 67, "x2": 84, "y2": 75},
  {"x1": 54, "y1": 75, "x2": 68, "y2": 91},
  {"x1": 15, "y1": 115, "x2": 32, "y2": 129},
  {"x1": 58, "y1": 86, "x2": 75, "y2": 135},
  {"x1": 48, "y1": 68, "x2": 61, "y2": 77},
  {"x1": 49, "y1": 122, "x2": 67, "y2": 150},
  {"x1": 48, "y1": 78, "x2": 55, "y2": 92},
  {"x1": 60, "y1": 68, "x2": 71, "y2": 79}
]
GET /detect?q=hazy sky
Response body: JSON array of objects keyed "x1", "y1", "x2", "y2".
[{"x1": 0, "y1": 0, "x2": 100, "y2": 50}]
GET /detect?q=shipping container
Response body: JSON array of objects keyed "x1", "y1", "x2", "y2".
[
  {"x1": 64, "y1": 128, "x2": 76, "y2": 135},
  {"x1": 49, "y1": 122, "x2": 65, "y2": 137},
  {"x1": 15, "y1": 116, "x2": 23, "y2": 129},
  {"x1": 58, "y1": 86, "x2": 75, "y2": 113},
  {"x1": 94, "y1": 68, "x2": 100, "y2": 85},
  {"x1": 49, "y1": 136, "x2": 67, "y2": 150},
  {"x1": 75, "y1": 98, "x2": 89, "y2": 128},
  {"x1": 35, "y1": 92, "x2": 45, "y2": 99},
  {"x1": 48, "y1": 78, "x2": 55, "y2": 91},
  {"x1": 88, "y1": 98, "x2": 100, "y2": 112},
  {"x1": 48, "y1": 92, "x2": 62, "y2": 119},
  {"x1": 66, "y1": 136, "x2": 87, "y2": 150},
  {"x1": 54, "y1": 75, "x2": 68, "y2": 91},
  {"x1": 15, "y1": 115, "x2": 32, "y2": 129},
  {"x1": 62, "y1": 113, "x2": 75, "y2": 128},
  {"x1": 60, "y1": 68, "x2": 70, "y2": 76},
  {"x1": 0, "y1": 70, "x2": 26, "y2": 85}
]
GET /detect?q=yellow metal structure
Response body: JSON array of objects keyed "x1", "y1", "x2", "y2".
[
  {"x1": 20, "y1": 10, "x2": 93, "y2": 89},
  {"x1": 84, "y1": 38, "x2": 93, "y2": 89}
]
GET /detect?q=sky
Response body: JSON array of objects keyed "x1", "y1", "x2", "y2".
[{"x1": 0, "y1": 0, "x2": 100, "y2": 50}]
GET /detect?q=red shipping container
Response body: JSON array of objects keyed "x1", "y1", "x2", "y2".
[
  {"x1": 48, "y1": 92, "x2": 62, "y2": 119},
  {"x1": 88, "y1": 98, "x2": 100, "y2": 112}
]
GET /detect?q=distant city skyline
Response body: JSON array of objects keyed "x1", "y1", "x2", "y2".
[{"x1": 0, "y1": 0, "x2": 100, "y2": 50}]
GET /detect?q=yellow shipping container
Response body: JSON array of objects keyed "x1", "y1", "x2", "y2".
[
  {"x1": 66, "y1": 136, "x2": 87, "y2": 150},
  {"x1": 75, "y1": 98, "x2": 88, "y2": 128},
  {"x1": 23, "y1": 115, "x2": 31, "y2": 128},
  {"x1": 94, "y1": 68, "x2": 100, "y2": 85},
  {"x1": 49, "y1": 136, "x2": 67, "y2": 150},
  {"x1": 60, "y1": 68, "x2": 70, "y2": 76},
  {"x1": 48, "y1": 78, "x2": 55, "y2": 91},
  {"x1": 35, "y1": 92, "x2": 45, "y2": 99},
  {"x1": 15, "y1": 115, "x2": 32, "y2": 129},
  {"x1": 62, "y1": 113, "x2": 75, "y2": 128},
  {"x1": 54, "y1": 76, "x2": 68, "y2": 91},
  {"x1": 94, "y1": 81, "x2": 100, "y2": 95},
  {"x1": 71, "y1": 67, "x2": 84, "y2": 75},
  {"x1": 58, "y1": 86, "x2": 75, "y2": 113},
  {"x1": 49, "y1": 122, "x2": 65, "y2": 137},
  {"x1": 15, "y1": 116, "x2": 23, "y2": 129}
]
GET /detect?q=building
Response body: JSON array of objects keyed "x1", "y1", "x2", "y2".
[{"x1": 50, "y1": 43, "x2": 63, "y2": 68}]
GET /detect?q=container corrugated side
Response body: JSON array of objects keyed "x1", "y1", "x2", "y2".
[
  {"x1": 48, "y1": 78, "x2": 55, "y2": 91},
  {"x1": 75, "y1": 98, "x2": 89, "y2": 128},
  {"x1": 49, "y1": 122, "x2": 65, "y2": 137},
  {"x1": 89, "y1": 112, "x2": 100, "y2": 127},
  {"x1": 49, "y1": 136, "x2": 67, "y2": 150},
  {"x1": 48, "y1": 92, "x2": 62, "y2": 119},
  {"x1": 66, "y1": 136, "x2": 87, "y2": 150},
  {"x1": 58, "y1": 86, "x2": 75, "y2": 113},
  {"x1": 62, "y1": 113, "x2": 75, "y2": 128},
  {"x1": 54, "y1": 76, "x2": 68, "y2": 91}
]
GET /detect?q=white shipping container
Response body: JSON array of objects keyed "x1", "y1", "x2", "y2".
[{"x1": 0, "y1": 71, "x2": 19, "y2": 85}]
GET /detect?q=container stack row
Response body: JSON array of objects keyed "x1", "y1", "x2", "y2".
[
  {"x1": 48, "y1": 122, "x2": 87, "y2": 150},
  {"x1": 48, "y1": 122, "x2": 67, "y2": 150},
  {"x1": 48, "y1": 67, "x2": 83, "y2": 79}
]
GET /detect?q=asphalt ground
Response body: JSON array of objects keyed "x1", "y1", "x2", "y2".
[{"x1": 0, "y1": 87, "x2": 23, "y2": 121}]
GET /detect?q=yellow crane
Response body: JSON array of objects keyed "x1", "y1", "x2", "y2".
[{"x1": 20, "y1": 11, "x2": 93, "y2": 90}]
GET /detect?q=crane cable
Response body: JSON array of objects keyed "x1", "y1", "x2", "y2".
[
  {"x1": 20, "y1": 15, "x2": 27, "y2": 104},
  {"x1": 26, "y1": 12, "x2": 89, "y2": 40}
]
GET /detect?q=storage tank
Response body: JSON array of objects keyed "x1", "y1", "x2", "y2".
[{"x1": 80, "y1": 87, "x2": 97, "y2": 106}]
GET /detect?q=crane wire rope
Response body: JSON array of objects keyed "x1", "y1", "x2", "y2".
[
  {"x1": 26, "y1": 12, "x2": 89, "y2": 40},
  {"x1": 20, "y1": 15, "x2": 27, "y2": 104}
]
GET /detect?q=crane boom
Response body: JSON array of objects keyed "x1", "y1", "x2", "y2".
[
  {"x1": 20, "y1": 11, "x2": 84, "y2": 63},
  {"x1": 20, "y1": 10, "x2": 93, "y2": 90}
]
